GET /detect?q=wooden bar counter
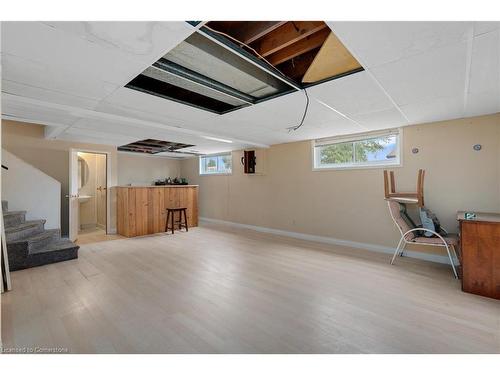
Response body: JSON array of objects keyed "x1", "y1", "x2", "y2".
[{"x1": 116, "y1": 185, "x2": 198, "y2": 237}]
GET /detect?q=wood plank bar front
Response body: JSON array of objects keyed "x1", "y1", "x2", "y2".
[{"x1": 116, "y1": 186, "x2": 199, "y2": 237}]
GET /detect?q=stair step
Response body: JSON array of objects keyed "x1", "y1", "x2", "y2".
[
  {"x1": 38, "y1": 239, "x2": 79, "y2": 254},
  {"x1": 3, "y1": 210, "x2": 27, "y2": 228},
  {"x1": 2, "y1": 200, "x2": 8, "y2": 212},
  {"x1": 8, "y1": 239, "x2": 79, "y2": 271},
  {"x1": 9, "y1": 229, "x2": 61, "y2": 254},
  {"x1": 5, "y1": 219, "x2": 46, "y2": 242}
]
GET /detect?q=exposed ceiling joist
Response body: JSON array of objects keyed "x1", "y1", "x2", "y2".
[
  {"x1": 253, "y1": 21, "x2": 327, "y2": 57},
  {"x1": 267, "y1": 28, "x2": 331, "y2": 66},
  {"x1": 277, "y1": 48, "x2": 321, "y2": 79},
  {"x1": 235, "y1": 21, "x2": 287, "y2": 44}
]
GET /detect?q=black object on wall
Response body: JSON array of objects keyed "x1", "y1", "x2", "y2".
[{"x1": 241, "y1": 150, "x2": 256, "y2": 174}]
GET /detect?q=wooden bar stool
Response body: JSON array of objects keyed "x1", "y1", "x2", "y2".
[{"x1": 165, "y1": 208, "x2": 188, "y2": 234}]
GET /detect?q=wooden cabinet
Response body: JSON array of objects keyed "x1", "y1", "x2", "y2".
[
  {"x1": 117, "y1": 186, "x2": 198, "y2": 237},
  {"x1": 458, "y1": 212, "x2": 500, "y2": 300}
]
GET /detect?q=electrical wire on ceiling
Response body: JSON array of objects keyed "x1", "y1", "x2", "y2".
[
  {"x1": 287, "y1": 88, "x2": 309, "y2": 132},
  {"x1": 202, "y1": 24, "x2": 290, "y2": 79},
  {"x1": 203, "y1": 24, "x2": 310, "y2": 132}
]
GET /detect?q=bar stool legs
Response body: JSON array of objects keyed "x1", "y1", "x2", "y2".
[{"x1": 165, "y1": 208, "x2": 188, "y2": 234}]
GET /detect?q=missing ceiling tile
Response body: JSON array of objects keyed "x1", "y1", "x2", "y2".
[{"x1": 118, "y1": 139, "x2": 195, "y2": 154}]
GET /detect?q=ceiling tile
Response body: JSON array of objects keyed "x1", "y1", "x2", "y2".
[
  {"x1": 41, "y1": 22, "x2": 194, "y2": 65},
  {"x1": 1, "y1": 80, "x2": 100, "y2": 110},
  {"x1": 465, "y1": 91, "x2": 500, "y2": 118},
  {"x1": 400, "y1": 95, "x2": 464, "y2": 124},
  {"x1": 473, "y1": 21, "x2": 500, "y2": 36},
  {"x1": 370, "y1": 40, "x2": 468, "y2": 106},
  {"x1": 98, "y1": 87, "x2": 218, "y2": 125},
  {"x1": 328, "y1": 21, "x2": 472, "y2": 68},
  {"x1": 1, "y1": 53, "x2": 119, "y2": 101},
  {"x1": 468, "y1": 30, "x2": 500, "y2": 95},
  {"x1": 350, "y1": 108, "x2": 407, "y2": 130},
  {"x1": 306, "y1": 71, "x2": 395, "y2": 116}
]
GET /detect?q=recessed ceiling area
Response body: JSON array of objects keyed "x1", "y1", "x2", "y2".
[
  {"x1": 1, "y1": 21, "x2": 499, "y2": 155},
  {"x1": 125, "y1": 21, "x2": 363, "y2": 115},
  {"x1": 205, "y1": 21, "x2": 363, "y2": 83},
  {"x1": 117, "y1": 139, "x2": 195, "y2": 155}
]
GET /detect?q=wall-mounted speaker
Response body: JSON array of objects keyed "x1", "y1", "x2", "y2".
[{"x1": 241, "y1": 150, "x2": 256, "y2": 174}]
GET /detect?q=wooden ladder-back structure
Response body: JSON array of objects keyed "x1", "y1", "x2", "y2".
[{"x1": 383, "y1": 169, "x2": 425, "y2": 207}]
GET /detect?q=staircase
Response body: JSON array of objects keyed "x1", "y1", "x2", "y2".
[{"x1": 2, "y1": 200, "x2": 79, "y2": 271}]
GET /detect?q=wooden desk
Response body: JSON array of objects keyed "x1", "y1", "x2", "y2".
[
  {"x1": 116, "y1": 186, "x2": 198, "y2": 237},
  {"x1": 457, "y1": 211, "x2": 500, "y2": 299}
]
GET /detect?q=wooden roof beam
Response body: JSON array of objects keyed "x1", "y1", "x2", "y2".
[
  {"x1": 276, "y1": 48, "x2": 320, "y2": 80},
  {"x1": 267, "y1": 28, "x2": 331, "y2": 66},
  {"x1": 254, "y1": 21, "x2": 328, "y2": 58},
  {"x1": 232, "y1": 21, "x2": 287, "y2": 44}
]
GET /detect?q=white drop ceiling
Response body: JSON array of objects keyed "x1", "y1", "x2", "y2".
[{"x1": 1, "y1": 21, "x2": 499, "y2": 156}]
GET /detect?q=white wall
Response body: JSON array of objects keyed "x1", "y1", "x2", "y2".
[
  {"x1": 117, "y1": 152, "x2": 182, "y2": 186},
  {"x1": 1, "y1": 149, "x2": 61, "y2": 229}
]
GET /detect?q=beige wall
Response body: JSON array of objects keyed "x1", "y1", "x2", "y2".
[
  {"x1": 181, "y1": 113, "x2": 500, "y2": 256},
  {"x1": 1, "y1": 120, "x2": 118, "y2": 235},
  {"x1": 117, "y1": 152, "x2": 181, "y2": 186}
]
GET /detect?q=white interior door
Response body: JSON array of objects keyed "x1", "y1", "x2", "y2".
[{"x1": 68, "y1": 149, "x2": 79, "y2": 241}]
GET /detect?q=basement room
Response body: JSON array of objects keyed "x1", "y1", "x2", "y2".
[{"x1": 1, "y1": 1, "x2": 499, "y2": 373}]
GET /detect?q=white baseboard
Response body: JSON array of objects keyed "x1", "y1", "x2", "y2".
[{"x1": 200, "y1": 217, "x2": 453, "y2": 265}]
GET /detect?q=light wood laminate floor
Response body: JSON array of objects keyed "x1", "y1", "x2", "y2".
[{"x1": 2, "y1": 223, "x2": 499, "y2": 353}]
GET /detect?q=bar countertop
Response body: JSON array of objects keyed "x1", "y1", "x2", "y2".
[{"x1": 116, "y1": 185, "x2": 199, "y2": 188}]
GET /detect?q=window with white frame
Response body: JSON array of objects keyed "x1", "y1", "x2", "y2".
[
  {"x1": 199, "y1": 153, "x2": 232, "y2": 175},
  {"x1": 313, "y1": 129, "x2": 401, "y2": 170}
]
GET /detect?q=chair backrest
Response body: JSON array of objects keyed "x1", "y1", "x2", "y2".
[{"x1": 387, "y1": 200, "x2": 416, "y2": 241}]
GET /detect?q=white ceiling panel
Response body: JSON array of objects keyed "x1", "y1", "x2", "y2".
[
  {"x1": 370, "y1": 40, "x2": 468, "y2": 106},
  {"x1": 40, "y1": 22, "x2": 194, "y2": 66},
  {"x1": 71, "y1": 117, "x2": 168, "y2": 139},
  {"x1": 1, "y1": 53, "x2": 119, "y2": 101},
  {"x1": 400, "y1": 95, "x2": 464, "y2": 124},
  {"x1": 465, "y1": 91, "x2": 500, "y2": 118},
  {"x1": 467, "y1": 30, "x2": 500, "y2": 95},
  {"x1": 2, "y1": 22, "x2": 194, "y2": 88},
  {"x1": 306, "y1": 71, "x2": 395, "y2": 116},
  {"x1": 473, "y1": 22, "x2": 500, "y2": 36},
  {"x1": 350, "y1": 108, "x2": 408, "y2": 130},
  {"x1": 57, "y1": 127, "x2": 138, "y2": 146},
  {"x1": 98, "y1": 86, "x2": 217, "y2": 124},
  {"x1": 328, "y1": 21, "x2": 472, "y2": 69},
  {"x1": 1, "y1": 79, "x2": 100, "y2": 110}
]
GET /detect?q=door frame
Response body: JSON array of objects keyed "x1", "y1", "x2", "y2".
[{"x1": 69, "y1": 148, "x2": 112, "y2": 240}]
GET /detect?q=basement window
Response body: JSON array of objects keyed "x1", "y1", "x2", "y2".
[
  {"x1": 199, "y1": 153, "x2": 232, "y2": 175},
  {"x1": 313, "y1": 129, "x2": 401, "y2": 170}
]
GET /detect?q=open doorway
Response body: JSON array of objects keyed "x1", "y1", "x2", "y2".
[
  {"x1": 69, "y1": 149, "x2": 112, "y2": 244},
  {"x1": 77, "y1": 151, "x2": 107, "y2": 238}
]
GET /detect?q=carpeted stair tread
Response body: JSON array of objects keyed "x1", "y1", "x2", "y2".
[
  {"x1": 5, "y1": 219, "x2": 46, "y2": 242},
  {"x1": 5, "y1": 219, "x2": 46, "y2": 234},
  {"x1": 2, "y1": 200, "x2": 79, "y2": 270},
  {"x1": 9, "y1": 229, "x2": 61, "y2": 253},
  {"x1": 36, "y1": 239, "x2": 79, "y2": 254},
  {"x1": 3, "y1": 210, "x2": 27, "y2": 216},
  {"x1": 3, "y1": 210, "x2": 27, "y2": 227},
  {"x1": 8, "y1": 228, "x2": 59, "y2": 243}
]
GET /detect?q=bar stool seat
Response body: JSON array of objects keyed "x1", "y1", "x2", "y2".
[{"x1": 165, "y1": 207, "x2": 188, "y2": 234}]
